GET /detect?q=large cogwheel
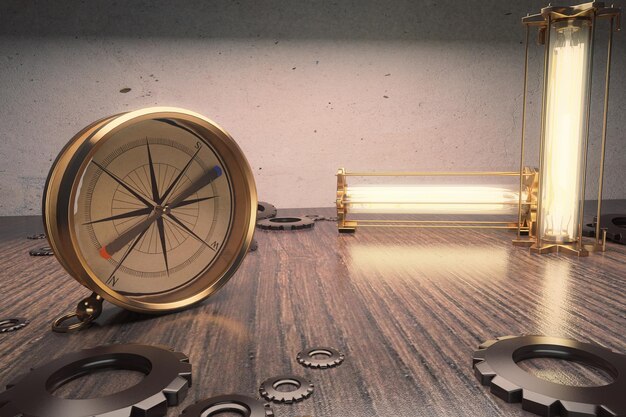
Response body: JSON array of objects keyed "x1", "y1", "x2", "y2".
[
  {"x1": 256, "y1": 216, "x2": 314, "y2": 231},
  {"x1": 0, "y1": 344, "x2": 192, "y2": 417},
  {"x1": 472, "y1": 335, "x2": 626, "y2": 417},
  {"x1": 257, "y1": 202, "x2": 277, "y2": 220}
]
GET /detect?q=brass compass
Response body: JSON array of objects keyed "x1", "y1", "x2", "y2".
[{"x1": 43, "y1": 107, "x2": 257, "y2": 331}]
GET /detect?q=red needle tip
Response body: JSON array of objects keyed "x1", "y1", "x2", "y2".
[{"x1": 99, "y1": 246, "x2": 112, "y2": 260}]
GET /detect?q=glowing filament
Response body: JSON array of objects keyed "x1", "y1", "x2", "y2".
[{"x1": 344, "y1": 185, "x2": 521, "y2": 215}]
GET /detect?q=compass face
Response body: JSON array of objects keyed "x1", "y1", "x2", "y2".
[
  {"x1": 74, "y1": 120, "x2": 232, "y2": 295},
  {"x1": 44, "y1": 108, "x2": 256, "y2": 312}
]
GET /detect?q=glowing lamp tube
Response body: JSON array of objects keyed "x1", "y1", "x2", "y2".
[
  {"x1": 344, "y1": 185, "x2": 522, "y2": 215},
  {"x1": 539, "y1": 18, "x2": 592, "y2": 243}
]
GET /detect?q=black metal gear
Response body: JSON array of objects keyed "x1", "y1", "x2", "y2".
[
  {"x1": 0, "y1": 344, "x2": 192, "y2": 417},
  {"x1": 297, "y1": 347, "x2": 345, "y2": 369},
  {"x1": 259, "y1": 375, "x2": 314, "y2": 404},
  {"x1": 26, "y1": 233, "x2": 46, "y2": 240},
  {"x1": 305, "y1": 214, "x2": 338, "y2": 222},
  {"x1": 473, "y1": 335, "x2": 626, "y2": 417},
  {"x1": 181, "y1": 394, "x2": 274, "y2": 417},
  {"x1": 256, "y1": 216, "x2": 315, "y2": 231},
  {"x1": 305, "y1": 214, "x2": 325, "y2": 221},
  {"x1": 257, "y1": 202, "x2": 277, "y2": 220},
  {"x1": 28, "y1": 246, "x2": 54, "y2": 256},
  {"x1": 0, "y1": 318, "x2": 29, "y2": 334}
]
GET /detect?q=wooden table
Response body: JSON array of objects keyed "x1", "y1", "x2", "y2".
[{"x1": 1, "y1": 203, "x2": 625, "y2": 416}]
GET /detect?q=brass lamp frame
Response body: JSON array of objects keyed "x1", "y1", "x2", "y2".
[
  {"x1": 336, "y1": 168, "x2": 538, "y2": 233},
  {"x1": 513, "y1": 1, "x2": 619, "y2": 256}
]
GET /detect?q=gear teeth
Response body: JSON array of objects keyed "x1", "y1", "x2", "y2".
[
  {"x1": 259, "y1": 376, "x2": 313, "y2": 404},
  {"x1": 162, "y1": 376, "x2": 189, "y2": 405},
  {"x1": 177, "y1": 361, "x2": 193, "y2": 384},
  {"x1": 599, "y1": 404, "x2": 621, "y2": 417},
  {"x1": 472, "y1": 350, "x2": 486, "y2": 366},
  {"x1": 559, "y1": 400, "x2": 598, "y2": 416},
  {"x1": 257, "y1": 202, "x2": 277, "y2": 220},
  {"x1": 474, "y1": 361, "x2": 497, "y2": 385},
  {"x1": 497, "y1": 335, "x2": 518, "y2": 341},
  {"x1": 256, "y1": 216, "x2": 315, "y2": 231},
  {"x1": 522, "y1": 391, "x2": 560, "y2": 416},
  {"x1": 173, "y1": 351, "x2": 190, "y2": 363},
  {"x1": 0, "y1": 318, "x2": 29, "y2": 334},
  {"x1": 489, "y1": 375, "x2": 522, "y2": 403},
  {"x1": 297, "y1": 347, "x2": 345, "y2": 369},
  {"x1": 5, "y1": 373, "x2": 28, "y2": 390},
  {"x1": 478, "y1": 339, "x2": 499, "y2": 349},
  {"x1": 182, "y1": 395, "x2": 272, "y2": 417},
  {"x1": 144, "y1": 344, "x2": 189, "y2": 364},
  {"x1": 131, "y1": 393, "x2": 168, "y2": 416},
  {"x1": 259, "y1": 387, "x2": 273, "y2": 402},
  {"x1": 473, "y1": 336, "x2": 626, "y2": 417},
  {"x1": 0, "y1": 344, "x2": 192, "y2": 417},
  {"x1": 151, "y1": 344, "x2": 176, "y2": 352}
]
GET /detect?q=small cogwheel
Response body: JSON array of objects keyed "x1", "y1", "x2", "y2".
[
  {"x1": 26, "y1": 233, "x2": 46, "y2": 240},
  {"x1": 29, "y1": 246, "x2": 54, "y2": 256},
  {"x1": 180, "y1": 394, "x2": 274, "y2": 416},
  {"x1": 259, "y1": 375, "x2": 314, "y2": 404},
  {"x1": 297, "y1": 347, "x2": 345, "y2": 369},
  {"x1": 0, "y1": 318, "x2": 29, "y2": 333},
  {"x1": 305, "y1": 214, "x2": 338, "y2": 222}
]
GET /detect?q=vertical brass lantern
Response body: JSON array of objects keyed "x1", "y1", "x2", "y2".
[{"x1": 514, "y1": 2, "x2": 621, "y2": 256}]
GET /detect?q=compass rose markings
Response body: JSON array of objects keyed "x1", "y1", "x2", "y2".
[
  {"x1": 92, "y1": 156, "x2": 223, "y2": 278},
  {"x1": 92, "y1": 161, "x2": 155, "y2": 208}
]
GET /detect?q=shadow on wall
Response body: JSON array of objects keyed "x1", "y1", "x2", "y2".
[{"x1": 0, "y1": 0, "x2": 566, "y2": 42}]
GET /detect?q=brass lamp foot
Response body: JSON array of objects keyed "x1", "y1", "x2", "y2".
[{"x1": 529, "y1": 243, "x2": 589, "y2": 257}]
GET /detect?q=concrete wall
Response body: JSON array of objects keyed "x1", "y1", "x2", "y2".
[{"x1": 1, "y1": 0, "x2": 624, "y2": 215}]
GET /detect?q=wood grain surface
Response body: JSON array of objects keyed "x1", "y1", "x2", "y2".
[{"x1": 0, "y1": 203, "x2": 625, "y2": 417}]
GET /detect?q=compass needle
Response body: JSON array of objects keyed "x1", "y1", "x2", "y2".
[
  {"x1": 84, "y1": 207, "x2": 152, "y2": 225},
  {"x1": 100, "y1": 212, "x2": 158, "y2": 258},
  {"x1": 159, "y1": 147, "x2": 201, "y2": 204},
  {"x1": 167, "y1": 166, "x2": 222, "y2": 208},
  {"x1": 156, "y1": 217, "x2": 170, "y2": 276},
  {"x1": 146, "y1": 140, "x2": 161, "y2": 202},
  {"x1": 172, "y1": 195, "x2": 219, "y2": 209}
]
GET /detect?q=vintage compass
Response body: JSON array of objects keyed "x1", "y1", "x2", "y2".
[{"x1": 43, "y1": 107, "x2": 256, "y2": 332}]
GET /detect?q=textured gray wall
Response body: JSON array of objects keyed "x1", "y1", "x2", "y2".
[{"x1": 1, "y1": 0, "x2": 624, "y2": 215}]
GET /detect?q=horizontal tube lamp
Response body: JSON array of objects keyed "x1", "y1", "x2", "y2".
[{"x1": 336, "y1": 168, "x2": 538, "y2": 233}]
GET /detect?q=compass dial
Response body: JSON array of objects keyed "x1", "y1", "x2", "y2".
[{"x1": 44, "y1": 108, "x2": 256, "y2": 313}]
